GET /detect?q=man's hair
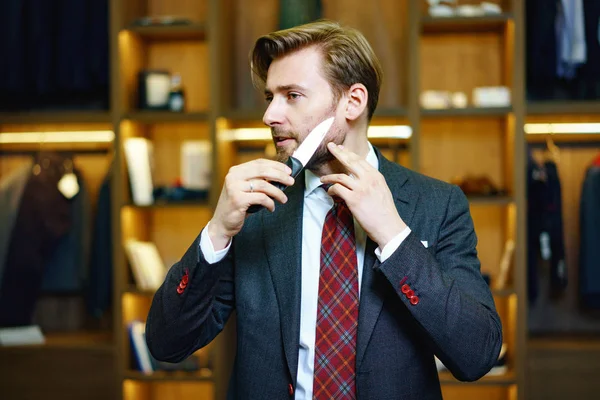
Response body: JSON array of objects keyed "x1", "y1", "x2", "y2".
[{"x1": 250, "y1": 19, "x2": 383, "y2": 121}]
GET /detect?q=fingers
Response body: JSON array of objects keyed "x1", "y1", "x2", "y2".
[
  {"x1": 233, "y1": 159, "x2": 295, "y2": 186},
  {"x1": 326, "y1": 142, "x2": 369, "y2": 177},
  {"x1": 244, "y1": 179, "x2": 288, "y2": 205},
  {"x1": 319, "y1": 173, "x2": 358, "y2": 191}
]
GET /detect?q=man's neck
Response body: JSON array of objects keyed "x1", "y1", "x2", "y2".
[{"x1": 311, "y1": 134, "x2": 370, "y2": 177}]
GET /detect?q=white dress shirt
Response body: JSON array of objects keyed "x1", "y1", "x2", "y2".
[{"x1": 199, "y1": 143, "x2": 411, "y2": 399}]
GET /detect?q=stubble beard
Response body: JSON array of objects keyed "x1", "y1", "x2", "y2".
[{"x1": 272, "y1": 122, "x2": 344, "y2": 171}]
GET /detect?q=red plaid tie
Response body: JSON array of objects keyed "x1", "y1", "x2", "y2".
[{"x1": 313, "y1": 194, "x2": 359, "y2": 399}]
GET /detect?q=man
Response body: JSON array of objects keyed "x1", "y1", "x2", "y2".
[{"x1": 146, "y1": 19, "x2": 502, "y2": 400}]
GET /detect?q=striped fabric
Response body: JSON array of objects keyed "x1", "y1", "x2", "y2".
[{"x1": 313, "y1": 195, "x2": 359, "y2": 400}]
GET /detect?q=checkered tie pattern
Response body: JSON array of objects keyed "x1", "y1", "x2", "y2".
[{"x1": 313, "y1": 190, "x2": 359, "y2": 399}]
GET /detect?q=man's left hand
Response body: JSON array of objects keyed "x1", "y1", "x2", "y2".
[{"x1": 320, "y1": 142, "x2": 407, "y2": 249}]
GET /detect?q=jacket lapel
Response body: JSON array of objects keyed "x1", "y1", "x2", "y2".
[
  {"x1": 263, "y1": 174, "x2": 305, "y2": 384},
  {"x1": 356, "y1": 150, "x2": 420, "y2": 370}
]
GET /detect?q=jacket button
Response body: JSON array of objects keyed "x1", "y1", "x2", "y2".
[
  {"x1": 177, "y1": 286, "x2": 184, "y2": 294},
  {"x1": 288, "y1": 383, "x2": 294, "y2": 396},
  {"x1": 182, "y1": 274, "x2": 189, "y2": 284},
  {"x1": 406, "y1": 289, "x2": 414, "y2": 298},
  {"x1": 401, "y1": 284, "x2": 410, "y2": 294},
  {"x1": 410, "y1": 295, "x2": 419, "y2": 305}
]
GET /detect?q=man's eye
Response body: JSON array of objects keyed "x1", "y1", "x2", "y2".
[
  {"x1": 288, "y1": 93, "x2": 300, "y2": 100},
  {"x1": 265, "y1": 96, "x2": 273, "y2": 103}
]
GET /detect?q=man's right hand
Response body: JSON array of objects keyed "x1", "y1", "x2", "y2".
[{"x1": 207, "y1": 159, "x2": 295, "y2": 250}]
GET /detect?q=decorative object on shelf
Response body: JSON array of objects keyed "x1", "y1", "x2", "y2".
[
  {"x1": 495, "y1": 239, "x2": 516, "y2": 291},
  {"x1": 181, "y1": 140, "x2": 211, "y2": 191},
  {"x1": 420, "y1": 90, "x2": 452, "y2": 109},
  {"x1": 451, "y1": 174, "x2": 506, "y2": 196},
  {"x1": 124, "y1": 137, "x2": 155, "y2": 206},
  {"x1": 168, "y1": 73, "x2": 186, "y2": 112},
  {"x1": 124, "y1": 239, "x2": 166, "y2": 291},
  {"x1": 152, "y1": 182, "x2": 209, "y2": 204},
  {"x1": 0, "y1": 325, "x2": 45, "y2": 346},
  {"x1": 137, "y1": 70, "x2": 171, "y2": 110},
  {"x1": 427, "y1": 0, "x2": 502, "y2": 17},
  {"x1": 420, "y1": 90, "x2": 468, "y2": 109},
  {"x1": 130, "y1": 16, "x2": 194, "y2": 27},
  {"x1": 279, "y1": 0, "x2": 322, "y2": 30},
  {"x1": 472, "y1": 86, "x2": 511, "y2": 108}
]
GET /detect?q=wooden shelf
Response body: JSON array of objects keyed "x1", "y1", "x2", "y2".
[
  {"x1": 124, "y1": 369, "x2": 214, "y2": 382},
  {"x1": 439, "y1": 370, "x2": 516, "y2": 386},
  {"x1": 421, "y1": 107, "x2": 512, "y2": 118},
  {"x1": 124, "y1": 24, "x2": 207, "y2": 41},
  {"x1": 0, "y1": 111, "x2": 111, "y2": 125},
  {"x1": 0, "y1": 331, "x2": 113, "y2": 352},
  {"x1": 527, "y1": 101, "x2": 600, "y2": 116},
  {"x1": 467, "y1": 195, "x2": 514, "y2": 205},
  {"x1": 122, "y1": 111, "x2": 209, "y2": 124},
  {"x1": 421, "y1": 14, "x2": 513, "y2": 34}
]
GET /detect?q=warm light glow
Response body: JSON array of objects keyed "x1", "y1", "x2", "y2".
[
  {"x1": 524, "y1": 123, "x2": 600, "y2": 134},
  {"x1": 221, "y1": 125, "x2": 412, "y2": 141},
  {"x1": 0, "y1": 130, "x2": 114, "y2": 144}
]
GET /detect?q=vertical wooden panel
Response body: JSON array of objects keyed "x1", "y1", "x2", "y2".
[
  {"x1": 470, "y1": 206, "x2": 506, "y2": 279},
  {"x1": 420, "y1": 118, "x2": 507, "y2": 189},
  {"x1": 420, "y1": 33, "x2": 504, "y2": 98},
  {"x1": 151, "y1": 207, "x2": 213, "y2": 268},
  {"x1": 323, "y1": 0, "x2": 408, "y2": 108},
  {"x1": 119, "y1": 32, "x2": 146, "y2": 113}
]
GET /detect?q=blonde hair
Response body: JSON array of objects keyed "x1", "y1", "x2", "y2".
[{"x1": 250, "y1": 19, "x2": 383, "y2": 120}]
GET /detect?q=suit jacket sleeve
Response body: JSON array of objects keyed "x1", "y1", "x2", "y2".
[
  {"x1": 145, "y1": 229, "x2": 235, "y2": 362},
  {"x1": 375, "y1": 185, "x2": 502, "y2": 381}
]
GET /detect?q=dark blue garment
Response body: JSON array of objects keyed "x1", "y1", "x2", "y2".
[
  {"x1": 579, "y1": 164, "x2": 600, "y2": 309},
  {"x1": 86, "y1": 171, "x2": 113, "y2": 319},
  {"x1": 527, "y1": 151, "x2": 568, "y2": 304},
  {"x1": 41, "y1": 169, "x2": 91, "y2": 293}
]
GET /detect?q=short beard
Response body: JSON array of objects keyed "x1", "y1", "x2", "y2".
[{"x1": 305, "y1": 124, "x2": 343, "y2": 170}]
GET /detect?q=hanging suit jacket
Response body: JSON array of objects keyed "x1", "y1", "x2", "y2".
[
  {"x1": 145, "y1": 148, "x2": 502, "y2": 399},
  {"x1": 527, "y1": 153, "x2": 568, "y2": 304},
  {"x1": 0, "y1": 153, "x2": 72, "y2": 327},
  {"x1": 579, "y1": 161, "x2": 600, "y2": 309}
]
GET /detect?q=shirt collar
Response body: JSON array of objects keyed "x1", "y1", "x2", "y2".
[{"x1": 304, "y1": 142, "x2": 379, "y2": 198}]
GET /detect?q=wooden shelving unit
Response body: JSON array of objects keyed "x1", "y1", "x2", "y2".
[{"x1": 0, "y1": 0, "x2": 536, "y2": 399}]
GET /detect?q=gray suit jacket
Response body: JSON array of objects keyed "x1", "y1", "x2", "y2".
[{"x1": 146, "y1": 148, "x2": 502, "y2": 399}]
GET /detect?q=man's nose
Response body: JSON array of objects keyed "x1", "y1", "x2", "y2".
[{"x1": 263, "y1": 99, "x2": 284, "y2": 127}]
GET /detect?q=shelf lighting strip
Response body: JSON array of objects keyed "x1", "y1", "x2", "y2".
[
  {"x1": 223, "y1": 125, "x2": 413, "y2": 141},
  {"x1": 524, "y1": 123, "x2": 600, "y2": 135},
  {"x1": 0, "y1": 130, "x2": 115, "y2": 144}
]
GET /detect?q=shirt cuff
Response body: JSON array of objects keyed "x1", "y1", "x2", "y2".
[
  {"x1": 375, "y1": 226, "x2": 412, "y2": 263},
  {"x1": 199, "y1": 221, "x2": 231, "y2": 264}
]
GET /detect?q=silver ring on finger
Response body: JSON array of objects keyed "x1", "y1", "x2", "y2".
[{"x1": 249, "y1": 180, "x2": 254, "y2": 193}]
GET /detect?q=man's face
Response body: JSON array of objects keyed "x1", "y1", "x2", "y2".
[{"x1": 263, "y1": 46, "x2": 345, "y2": 170}]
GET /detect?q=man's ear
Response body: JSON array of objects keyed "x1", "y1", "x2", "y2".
[{"x1": 344, "y1": 83, "x2": 369, "y2": 121}]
